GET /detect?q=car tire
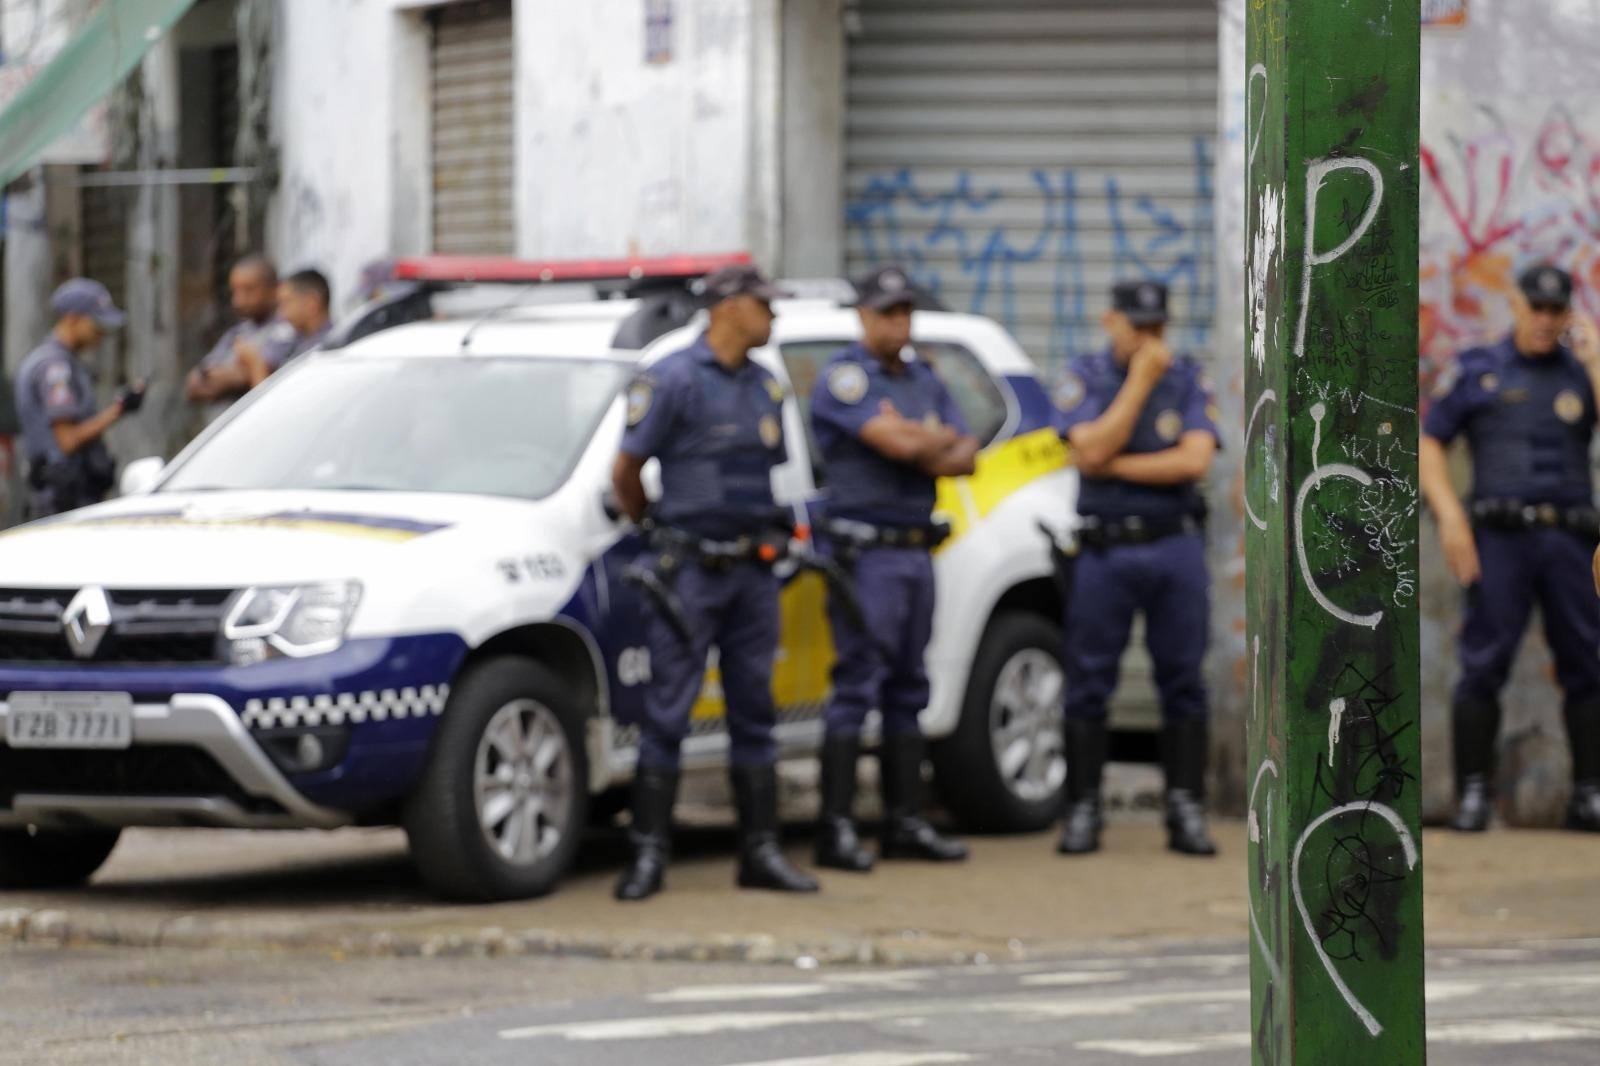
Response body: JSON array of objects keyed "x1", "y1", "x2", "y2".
[
  {"x1": 0, "y1": 826, "x2": 121, "y2": 888},
  {"x1": 931, "y1": 612, "x2": 1067, "y2": 833},
  {"x1": 403, "y1": 656, "x2": 589, "y2": 901}
]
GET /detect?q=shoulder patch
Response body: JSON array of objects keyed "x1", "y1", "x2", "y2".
[
  {"x1": 625, "y1": 379, "x2": 654, "y2": 427},
  {"x1": 1053, "y1": 370, "x2": 1087, "y2": 412},
  {"x1": 764, "y1": 377, "x2": 786, "y2": 405},
  {"x1": 827, "y1": 363, "x2": 869, "y2": 405}
]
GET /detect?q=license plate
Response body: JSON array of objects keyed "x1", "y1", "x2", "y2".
[{"x1": 5, "y1": 692, "x2": 134, "y2": 750}]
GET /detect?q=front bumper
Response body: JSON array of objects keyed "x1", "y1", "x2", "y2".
[
  {"x1": 0, "y1": 693, "x2": 348, "y2": 829},
  {"x1": 0, "y1": 633, "x2": 470, "y2": 828}
]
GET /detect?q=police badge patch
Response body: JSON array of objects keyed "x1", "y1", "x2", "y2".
[
  {"x1": 1555, "y1": 389, "x2": 1585, "y2": 425},
  {"x1": 828, "y1": 363, "x2": 869, "y2": 405},
  {"x1": 625, "y1": 380, "x2": 653, "y2": 426},
  {"x1": 1053, "y1": 371, "x2": 1086, "y2": 412},
  {"x1": 1156, "y1": 409, "x2": 1184, "y2": 442},
  {"x1": 759, "y1": 413, "x2": 782, "y2": 448}
]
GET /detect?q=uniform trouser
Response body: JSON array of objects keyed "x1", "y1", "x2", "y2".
[
  {"x1": 823, "y1": 546, "x2": 935, "y2": 739},
  {"x1": 638, "y1": 557, "x2": 780, "y2": 773},
  {"x1": 1454, "y1": 526, "x2": 1600, "y2": 704},
  {"x1": 1064, "y1": 532, "x2": 1209, "y2": 722}
]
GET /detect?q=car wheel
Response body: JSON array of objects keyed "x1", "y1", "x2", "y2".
[
  {"x1": 403, "y1": 656, "x2": 589, "y2": 901},
  {"x1": 932, "y1": 612, "x2": 1067, "y2": 832},
  {"x1": 0, "y1": 826, "x2": 121, "y2": 888}
]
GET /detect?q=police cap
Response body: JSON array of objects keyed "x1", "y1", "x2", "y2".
[
  {"x1": 850, "y1": 264, "x2": 926, "y2": 312},
  {"x1": 1518, "y1": 264, "x2": 1574, "y2": 310},
  {"x1": 50, "y1": 277, "x2": 125, "y2": 329},
  {"x1": 700, "y1": 264, "x2": 793, "y2": 306},
  {"x1": 1112, "y1": 279, "x2": 1169, "y2": 327}
]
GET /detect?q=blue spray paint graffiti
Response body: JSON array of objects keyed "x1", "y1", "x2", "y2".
[{"x1": 846, "y1": 137, "x2": 1216, "y2": 365}]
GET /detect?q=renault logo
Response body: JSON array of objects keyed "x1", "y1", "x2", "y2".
[{"x1": 61, "y1": 586, "x2": 112, "y2": 660}]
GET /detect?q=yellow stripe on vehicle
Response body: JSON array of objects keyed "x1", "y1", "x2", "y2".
[{"x1": 934, "y1": 427, "x2": 1070, "y2": 541}]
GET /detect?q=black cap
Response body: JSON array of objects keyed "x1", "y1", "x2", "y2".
[
  {"x1": 700, "y1": 264, "x2": 792, "y2": 306},
  {"x1": 1112, "y1": 279, "x2": 1169, "y2": 326},
  {"x1": 1518, "y1": 264, "x2": 1574, "y2": 309},
  {"x1": 850, "y1": 265, "x2": 925, "y2": 311}
]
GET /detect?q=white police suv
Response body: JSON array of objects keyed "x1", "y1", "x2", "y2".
[{"x1": 0, "y1": 255, "x2": 1077, "y2": 900}]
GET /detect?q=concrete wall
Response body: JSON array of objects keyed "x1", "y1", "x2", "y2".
[{"x1": 1213, "y1": 0, "x2": 1600, "y2": 822}]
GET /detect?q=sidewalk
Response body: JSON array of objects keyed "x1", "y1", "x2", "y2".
[{"x1": 3, "y1": 814, "x2": 1596, "y2": 965}]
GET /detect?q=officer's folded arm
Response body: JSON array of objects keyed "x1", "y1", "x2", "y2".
[{"x1": 1100, "y1": 431, "x2": 1216, "y2": 485}]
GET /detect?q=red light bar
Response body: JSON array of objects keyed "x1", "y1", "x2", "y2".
[{"x1": 391, "y1": 252, "x2": 752, "y2": 284}]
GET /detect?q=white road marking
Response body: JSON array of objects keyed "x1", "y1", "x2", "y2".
[
  {"x1": 649, "y1": 984, "x2": 831, "y2": 1004},
  {"x1": 1430, "y1": 1019, "x2": 1600, "y2": 1046},
  {"x1": 716, "y1": 1049, "x2": 966, "y2": 1056},
  {"x1": 1018, "y1": 971, "x2": 1130, "y2": 987},
  {"x1": 498, "y1": 989, "x2": 1250, "y2": 1042},
  {"x1": 1078, "y1": 1033, "x2": 1252, "y2": 1057}
]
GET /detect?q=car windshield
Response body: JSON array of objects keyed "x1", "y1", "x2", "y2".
[{"x1": 161, "y1": 355, "x2": 630, "y2": 500}]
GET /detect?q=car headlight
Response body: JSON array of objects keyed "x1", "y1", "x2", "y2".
[{"x1": 222, "y1": 581, "x2": 362, "y2": 665}]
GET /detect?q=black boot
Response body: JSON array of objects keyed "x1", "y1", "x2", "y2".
[
  {"x1": 815, "y1": 735, "x2": 874, "y2": 872},
  {"x1": 1450, "y1": 696, "x2": 1500, "y2": 832},
  {"x1": 1563, "y1": 696, "x2": 1600, "y2": 832},
  {"x1": 879, "y1": 732, "x2": 968, "y2": 862},
  {"x1": 731, "y1": 763, "x2": 820, "y2": 892},
  {"x1": 614, "y1": 766, "x2": 678, "y2": 901},
  {"x1": 1058, "y1": 718, "x2": 1106, "y2": 855},
  {"x1": 1163, "y1": 719, "x2": 1217, "y2": 857}
]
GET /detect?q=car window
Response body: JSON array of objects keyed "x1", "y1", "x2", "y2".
[
  {"x1": 779, "y1": 339, "x2": 1009, "y2": 488},
  {"x1": 161, "y1": 355, "x2": 630, "y2": 500}
]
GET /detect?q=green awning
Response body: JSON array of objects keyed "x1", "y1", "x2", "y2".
[{"x1": 0, "y1": 0, "x2": 198, "y2": 187}]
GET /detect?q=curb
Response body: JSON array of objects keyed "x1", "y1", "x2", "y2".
[{"x1": 0, "y1": 905, "x2": 1055, "y2": 967}]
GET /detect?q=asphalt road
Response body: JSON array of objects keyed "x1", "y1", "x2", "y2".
[{"x1": 5, "y1": 939, "x2": 1600, "y2": 1065}]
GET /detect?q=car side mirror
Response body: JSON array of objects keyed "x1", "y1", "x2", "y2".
[{"x1": 119, "y1": 456, "x2": 165, "y2": 496}]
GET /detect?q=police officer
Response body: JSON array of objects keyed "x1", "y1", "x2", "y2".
[
  {"x1": 14, "y1": 279, "x2": 144, "y2": 519},
  {"x1": 611, "y1": 263, "x2": 819, "y2": 901},
  {"x1": 1052, "y1": 280, "x2": 1220, "y2": 857},
  {"x1": 1421, "y1": 264, "x2": 1600, "y2": 833},
  {"x1": 808, "y1": 266, "x2": 978, "y2": 872},
  {"x1": 183, "y1": 254, "x2": 282, "y2": 408},
  {"x1": 240, "y1": 269, "x2": 334, "y2": 388}
]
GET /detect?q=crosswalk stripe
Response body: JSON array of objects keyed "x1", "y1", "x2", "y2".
[
  {"x1": 716, "y1": 1049, "x2": 966, "y2": 1056},
  {"x1": 497, "y1": 988, "x2": 1250, "y2": 1042},
  {"x1": 649, "y1": 984, "x2": 832, "y2": 1004},
  {"x1": 1019, "y1": 971, "x2": 1131, "y2": 987},
  {"x1": 1430, "y1": 1020, "x2": 1600, "y2": 1045},
  {"x1": 1076, "y1": 1034, "x2": 1253, "y2": 1057}
]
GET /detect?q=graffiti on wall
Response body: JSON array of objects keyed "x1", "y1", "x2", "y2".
[
  {"x1": 845, "y1": 137, "x2": 1216, "y2": 364},
  {"x1": 1420, "y1": 101, "x2": 1600, "y2": 389}
]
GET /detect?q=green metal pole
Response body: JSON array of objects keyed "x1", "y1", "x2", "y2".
[{"x1": 1245, "y1": 2, "x2": 1423, "y2": 1063}]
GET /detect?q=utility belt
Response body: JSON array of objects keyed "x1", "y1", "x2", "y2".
[
  {"x1": 26, "y1": 451, "x2": 113, "y2": 501},
  {"x1": 647, "y1": 524, "x2": 792, "y2": 573},
  {"x1": 1078, "y1": 513, "x2": 1204, "y2": 550},
  {"x1": 1470, "y1": 499, "x2": 1600, "y2": 538},
  {"x1": 820, "y1": 517, "x2": 951, "y2": 553}
]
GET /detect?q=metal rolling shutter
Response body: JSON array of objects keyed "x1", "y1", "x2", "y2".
[
  {"x1": 844, "y1": 0, "x2": 1218, "y2": 371},
  {"x1": 431, "y1": 0, "x2": 515, "y2": 255}
]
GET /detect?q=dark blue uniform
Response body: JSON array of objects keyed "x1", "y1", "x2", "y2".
[
  {"x1": 810, "y1": 342, "x2": 968, "y2": 738},
  {"x1": 620, "y1": 334, "x2": 789, "y2": 772},
  {"x1": 1424, "y1": 335, "x2": 1600, "y2": 705},
  {"x1": 14, "y1": 338, "x2": 110, "y2": 517},
  {"x1": 1054, "y1": 351, "x2": 1220, "y2": 722}
]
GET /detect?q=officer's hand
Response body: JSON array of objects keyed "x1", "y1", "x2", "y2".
[
  {"x1": 1569, "y1": 313, "x2": 1600, "y2": 367},
  {"x1": 116, "y1": 382, "x2": 146, "y2": 415},
  {"x1": 1129, "y1": 338, "x2": 1173, "y2": 383},
  {"x1": 1439, "y1": 515, "x2": 1481, "y2": 587}
]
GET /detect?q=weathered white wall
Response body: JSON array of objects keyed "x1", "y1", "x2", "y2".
[
  {"x1": 272, "y1": 0, "x2": 431, "y2": 313},
  {"x1": 512, "y1": 0, "x2": 760, "y2": 263},
  {"x1": 1213, "y1": 0, "x2": 1600, "y2": 821}
]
